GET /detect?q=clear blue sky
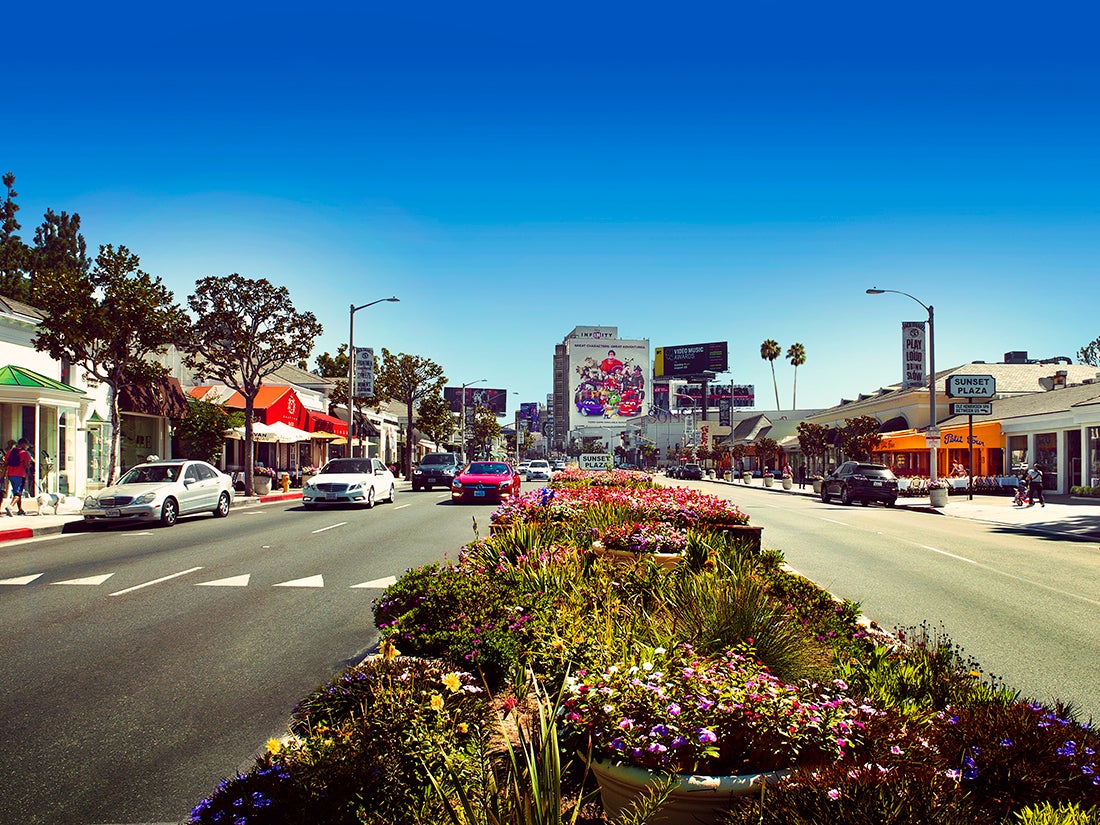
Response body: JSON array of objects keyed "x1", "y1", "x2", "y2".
[{"x1": 7, "y1": 1, "x2": 1098, "y2": 413}]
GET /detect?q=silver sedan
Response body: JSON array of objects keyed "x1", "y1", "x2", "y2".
[{"x1": 82, "y1": 460, "x2": 235, "y2": 527}]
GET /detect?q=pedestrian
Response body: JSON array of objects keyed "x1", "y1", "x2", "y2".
[
  {"x1": 1026, "y1": 462, "x2": 1045, "y2": 507},
  {"x1": 5, "y1": 438, "x2": 33, "y2": 516},
  {"x1": 798, "y1": 463, "x2": 807, "y2": 490}
]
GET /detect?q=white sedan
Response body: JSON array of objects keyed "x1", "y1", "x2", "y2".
[
  {"x1": 82, "y1": 459, "x2": 235, "y2": 527},
  {"x1": 525, "y1": 459, "x2": 552, "y2": 482},
  {"x1": 301, "y1": 458, "x2": 396, "y2": 509}
]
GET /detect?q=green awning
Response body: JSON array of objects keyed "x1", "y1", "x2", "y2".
[{"x1": 0, "y1": 365, "x2": 85, "y2": 394}]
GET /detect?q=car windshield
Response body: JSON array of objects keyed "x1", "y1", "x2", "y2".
[
  {"x1": 119, "y1": 465, "x2": 180, "y2": 484},
  {"x1": 321, "y1": 459, "x2": 372, "y2": 475},
  {"x1": 421, "y1": 455, "x2": 455, "y2": 465},
  {"x1": 857, "y1": 464, "x2": 896, "y2": 480},
  {"x1": 467, "y1": 463, "x2": 508, "y2": 475},
  {"x1": 530, "y1": 461, "x2": 549, "y2": 468}
]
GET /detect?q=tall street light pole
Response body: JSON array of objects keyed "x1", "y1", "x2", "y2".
[
  {"x1": 866, "y1": 288, "x2": 938, "y2": 481},
  {"x1": 459, "y1": 379, "x2": 486, "y2": 464},
  {"x1": 348, "y1": 297, "x2": 399, "y2": 459}
]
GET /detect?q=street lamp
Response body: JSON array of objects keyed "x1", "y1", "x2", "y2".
[
  {"x1": 458, "y1": 379, "x2": 486, "y2": 464},
  {"x1": 866, "y1": 288, "x2": 938, "y2": 480},
  {"x1": 348, "y1": 297, "x2": 399, "y2": 459},
  {"x1": 674, "y1": 392, "x2": 699, "y2": 453}
]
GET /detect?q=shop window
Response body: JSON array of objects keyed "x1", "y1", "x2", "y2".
[
  {"x1": 1036, "y1": 432, "x2": 1058, "y2": 490},
  {"x1": 1088, "y1": 427, "x2": 1100, "y2": 488}
]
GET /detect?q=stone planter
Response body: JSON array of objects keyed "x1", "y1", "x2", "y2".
[
  {"x1": 591, "y1": 758, "x2": 787, "y2": 825},
  {"x1": 782, "y1": 477, "x2": 793, "y2": 490},
  {"x1": 253, "y1": 475, "x2": 272, "y2": 496},
  {"x1": 741, "y1": 472, "x2": 751, "y2": 484},
  {"x1": 929, "y1": 487, "x2": 949, "y2": 507},
  {"x1": 763, "y1": 476, "x2": 774, "y2": 487},
  {"x1": 812, "y1": 479, "x2": 823, "y2": 494}
]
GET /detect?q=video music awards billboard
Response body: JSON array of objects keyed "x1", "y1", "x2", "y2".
[
  {"x1": 568, "y1": 338, "x2": 650, "y2": 430},
  {"x1": 443, "y1": 386, "x2": 509, "y2": 415}
]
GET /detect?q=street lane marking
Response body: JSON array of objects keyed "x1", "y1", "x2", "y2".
[
  {"x1": 918, "y1": 544, "x2": 976, "y2": 564},
  {"x1": 351, "y1": 576, "x2": 397, "y2": 589},
  {"x1": 53, "y1": 573, "x2": 115, "y2": 586},
  {"x1": 393, "y1": 504, "x2": 411, "y2": 510},
  {"x1": 0, "y1": 573, "x2": 44, "y2": 585},
  {"x1": 122, "y1": 532, "x2": 155, "y2": 537},
  {"x1": 109, "y1": 567, "x2": 204, "y2": 596},
  {"x1": 274, "y1": 575, "x2": 324, "y2": 588},
  {"x1": 819, "y1": 518, "x2": 848, "y2": 526},
  {"x1": 197, "y1": 574, "x2": 251, "y2": 587},
  {"x1": 312, "y1": 522, "x2": 347, "y2": 534}
]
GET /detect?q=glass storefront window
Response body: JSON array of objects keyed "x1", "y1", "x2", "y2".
[
  {"x1": 1036, "y1": 432, "x2": 1057, "y2": 489},
  {"x1": 1008, "y1": 435, "x2": 1028, "y2": 473},
  {"x1": 1088, "y1": 426, "x2": 1100, "y2": 488}
]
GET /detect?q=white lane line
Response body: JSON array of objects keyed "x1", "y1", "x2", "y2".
[
  {"x1": 197, "y1": 574, "x2": 251, "y2": 587},
  {"x1": 351, "y1": 576, "x2": 397, "y2": 589},
  {"x1": 274, "y1": 575, "x2": 324, "y2": 588},
  {"x1": 122, "y1": 532, "x2": 155, "y2": 537},
  {"x1": 393, "y1": 503, "x2": 411, "y2": 510},
  {"x1": 0, "y1": 573, "x2": 44, "y2": 586},
  {"x1": 918, "y1": 544, "x2": 976, "y2": 564},
  {"x1": 53, "y1": 573, "x2": 115, "y2": 586},
  {"x1": 819, "y1": 518, "x2": 848, "y2": 526},
  {"x1": 109, "y1": 567, "x2": 204, "y2": 596},
  {"x1": 312, "y1": 522, "x2": 347, "y2": 534}
]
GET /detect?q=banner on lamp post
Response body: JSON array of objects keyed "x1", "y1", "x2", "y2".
[{"x1": 901, "y1": 322, "x2": 926, "y2": 390}]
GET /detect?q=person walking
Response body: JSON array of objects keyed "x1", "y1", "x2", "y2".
[
  {"x1": 798, "y1": 463, "x2": 807, "y2": 490},
  {"x1": 5, "y1": 438, "x2": 33, "y2": 516},
  {"x1": 0, "y1": 439, "x2": 13, "y2": 513},
  {"x1": 1026, "y1": 462, "x2": 1045, "y2": 508}
]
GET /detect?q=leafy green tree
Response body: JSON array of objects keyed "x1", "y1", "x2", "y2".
[
  {"x1": 1078, "y1": 336, "x2": 1100, "y2": 368},
  {"x1": 31, "y1": 208, "x2": 89, "y2": 305},
  {"x1": 185, "y1": 274, "x2": 322, "y2": 495},
  {"x1": 841, "y1": 415, "x2": 883, "y2": 461},
  {"x1": 786, "y1": 342, "x2": 806, "y2": 409},
  {"x1": 471, "y1": 405, "x2": 501, "y2": 459},
  {"x1": 760, "y1": 339, "x2": 781, "y2": 411},
  {"x1": 34, "y1": 244, "x2": 190, "y2": 483},
  {"x1": 754, "y1": 435, "x2": 780, "y2": 474},
  {"x1": 372, "y1": 349, "x2": 447, "y2": 476},
  {"x1": 415, "y1": 390, "x2": 456, "y2": 451},
  {"x1": 0, "y1": 172, "x2": 29, "y2": 301},
  {"x1": 175, "y1": 399, "x2": 245, "y2": 464},
  {"x1": 796, "y1": 421, "x2": 829, "y2": 475}
]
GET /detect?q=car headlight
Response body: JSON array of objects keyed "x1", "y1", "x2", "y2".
[
  {"x1": 83, "y1": 496, "x2": 98, "y2": 509},
  {"x1": 134, "y1": 492, "x2": 157, "y2": 505},
  {"x1": 413, "y1": 469, "x2": 423, "y2": 475},
  {"x1": 347, "y1": 482, "x2": 363, "y2": 491},
  {"x1": 498, "y1": 480, "x2": 511, "y2": 489},
  {"x1": 452, "y1": 480, "x2": 462, "y2": 488}
]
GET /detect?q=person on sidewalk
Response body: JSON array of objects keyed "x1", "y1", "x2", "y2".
[
  {"x1": 798, "y1": 463, "x2": 807, "y2": 490},
  {"x1": 5, "y1": 438, "x2": 33, "y2": 516},
  {"x1": 1026, "y1": 463, "x2": 1045, "y2": 507}
]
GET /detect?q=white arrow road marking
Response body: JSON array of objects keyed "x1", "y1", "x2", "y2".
[
  {"x1": 274, "y1": 575, "x2": 324, "y2": 588},
  {"x1": 197, "y1": 574, "x2": 251, "y2": 587},
  {"x1": 109, "y1": 567, "x2": 204, "y2": 596},
  {"x1": 0, "y1": 573, "x2": 44, "y2": 586},
  {"x1": 351, "y1": 576, "x2": 397, "y2": 589},
  {"x1": 312, "y1": 522, "x2": 346, "y2": 534},
  {"x1": 53, "y1": 573, "x2": 115, "y2": 586}
]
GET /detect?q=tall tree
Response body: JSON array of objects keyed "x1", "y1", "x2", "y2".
[
  {"x1": 372, "y1": 349, "x2": 447, "y2": 477},
  {"x1": 34, "y1": 244, "x2": 190, "y2": 484},
  {"x1": 471, "y1": 405, "x2": 501, "y2": 460},
  {"x1": 796, "y1": 421, "x2": 829, "y2": 475},
  {"x1": 1078, "y1": 336, "x2": 1100, "y2": 368},
  {"x1": 185, "y1": 274, "x2": 323, "y2": 495},
  {"x1": 786, "y1": 342, "x2": 806, "y2": 409},
  {"x1": 760, "y1": 339, "x2": 782, "y2": 411},
  {"x1": 31, "y1": 209, "x2": 89, "y2": 305},
  {"x1": 175, "y1": 399, "x2": 245, "y2": 465},
  {"x1": 841, "y1": 415, "x2": 883, "y2": 461},
  {"x1": 0, "y1": 172, "x2": 29, "y2": 300},
  {"x1": 415, "y1": 390, "x2": 456, "y2": 451}
]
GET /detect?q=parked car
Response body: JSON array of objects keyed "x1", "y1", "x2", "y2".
[
  {"x1": 525, "y1": 459, "x2": 552, "y2": 482},
  {"x1": 679, "y1": 463, "x2": 704, "y2": 480},
  {"x1": 301, "y1": 458, "x2": 395, "y2": 509},
  {"x1": 820, "y1": 461, "x2": 898, "y2": 506},
  {"x1": 82, "y1": 459, "x2": 234, "y2": 527},
  {"x1": 517, "y1": 460, "x2": 532, "y2": 476},
  {"x1": 411, "y1": 452, "x2": 463, "y2": 491},
  {"x1": 451, "y1": 461, "x2": 522, "y2": 504}
]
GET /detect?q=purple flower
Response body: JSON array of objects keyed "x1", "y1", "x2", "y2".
[
  {"x1": 667, "y1": 702, "x2": 681, "y2": 716},
  {"x1": 670, "y1": 736, "x2": 688, "y2": 749},
  {"x1": 650, "y1": 724, "x2": 670, "y2": 737},
  {"x1": 697, "y1": 728, "x2": 717, "y2": 744}
]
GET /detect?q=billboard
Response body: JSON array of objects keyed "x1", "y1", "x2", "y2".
[
  {"x1": 654, "y1": 342, "x2": 728, "y2": 378},
  {"x1": 902, "y1": 322, "x2": 926, "y2": 389},
  {"x1": 568, "y1": 338, "x2": 650, "y2": 429},
  {"x1": 352, "y1": 347, "x2": 374, "y2": 398},
  {"x1": 519, "y1": 402, "x2": 541, "y2": 433},
  {"x1": 444, "y1": 386, "x2": 509, "y2": 415}
]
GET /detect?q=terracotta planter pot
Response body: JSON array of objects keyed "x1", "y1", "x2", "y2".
[{"x1": 591, "y1": 758, "x2": 787, "y2": 825}]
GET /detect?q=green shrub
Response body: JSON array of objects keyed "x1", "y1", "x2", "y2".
[{"x1": 1012, "y1": 802, "x2": 1100, "y2": 824}]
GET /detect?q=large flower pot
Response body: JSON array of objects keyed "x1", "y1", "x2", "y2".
[
  {"x1": 253, "y1": 476, "x2": 272, "y2": 496},
  {"x1": 591, "y1": 759, "x2": 787, "y2": 825},
  {"x1": 929, "y1": 487, "x2": 949, "y2": 507},
  {"x1": 763, "y1": 476, "x2": 773, "y2": 488},
  {"x1": 741, "y1": 473, "x2": 751, "y2": 484},
  {"x1": 812, "y1": 479, "x2": 823, "y2": 495},
  {"x1": 782, "y1": 477, "x2": 793, "y2": 490}
]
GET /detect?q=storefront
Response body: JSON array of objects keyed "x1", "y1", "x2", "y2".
[
  {"x1": 117, "y1": 376, "x2": 190, "y2": 472},
  {"x1": 874, "y1": 421, "x2": 1005, "y2": 478}
]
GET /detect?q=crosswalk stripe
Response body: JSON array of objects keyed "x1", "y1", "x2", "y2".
[
  {"x1": 351, "y1": 576, "x2": 397, "y2": 589},
  {"x1": 196, "y1": 574, "x2": 251, "y2": 587},
  {"x1": 273, "y1": 574, "x2": 324, "y2": 588},
  {"x1": 53, "y1": 573, "x2": 115, "y2": 586},
  {"x1": 0, "y1": 573, "x2": 44, "y2": 586}
]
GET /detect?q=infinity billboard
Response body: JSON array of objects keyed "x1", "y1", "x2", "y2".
[{"x1": 568, "y1": 337, "x2": 650, "y2": 429}]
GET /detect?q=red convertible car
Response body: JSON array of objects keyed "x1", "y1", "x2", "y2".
[{"x1": 450, "y1": 461, "x2": 522, "y2": 503}]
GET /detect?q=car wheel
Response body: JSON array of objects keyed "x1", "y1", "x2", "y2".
[
  {"x1": 159, "y1": 497, "x2": 179, "y2": 527},
  {"x1": 820, "y1": 486, "x2": 830, "y2": 503},
  {"x1": 385, "y1": 484, "x2": 395, "y2": 503},
  {"x1": 213, "y1": 491, "x2": 231, "y2": 518},
  {"x1": 412, "y1": 484, "x2": 422, "y2": 492},
  {"x1": 840, "y1": 485, "x2": 853, "y2": 506},
  {"x1": 860, "y1": 498, "x2": 869, "y2": 506},
  {"x1": 365, "y1": 487, "x2": 376, "y2": 509},
  {"x1": 886, "y1": 497, "x2": 896, "y2": 507}
]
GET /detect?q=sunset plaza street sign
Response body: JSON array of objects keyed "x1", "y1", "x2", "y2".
[{"x1": 946, "y1": 374, "x2": 996, "y2": 399}]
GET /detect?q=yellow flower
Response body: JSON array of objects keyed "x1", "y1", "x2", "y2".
[
  {"x1": 456, "y1": 722, "x2": 469, "y2": 734},
  {"x1": 430, "y1": 693, "x2": 445, "y2": 712},
  {"x1": 442, "y1": 672, "x2": 463, "y2": 693},
  {"x1": 266, "y1": 738, "x2": 283, "y2": 755},
  {"x1": 379, "y1": 639, "x2": 401, "y2": 661}
]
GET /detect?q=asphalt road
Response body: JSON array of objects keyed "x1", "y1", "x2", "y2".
[
  {"x1": 675, "y1": 479, "x2": 1100, "y2": 719},
  {"x1": 0, "y1": 484, "x2": 504, "y2": 825}
]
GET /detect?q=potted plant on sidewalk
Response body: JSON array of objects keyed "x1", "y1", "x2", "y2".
[
  {"x1": 253, "y1": 465, "x2": 277, "y2": 495},
  {"x1": 928, "y1": 478, "x2": 949, "y2": 507}
]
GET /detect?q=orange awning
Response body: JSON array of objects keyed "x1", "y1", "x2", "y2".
[{"x1": 875, "y1": 421, "x2": 1003, "y2": 452}]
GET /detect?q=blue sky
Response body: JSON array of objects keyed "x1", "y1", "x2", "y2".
[{"x1": 7, "y1": 1, "x2": 1098, "y2": 414}]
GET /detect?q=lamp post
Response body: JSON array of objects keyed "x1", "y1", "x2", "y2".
[
  {"x1": 458, "y1": 379, "x2": 486, "y2": 464},
  {"x1": 866, "y1": 288, "x2": 938, "y2": 480},
  {"x1": 674, "y1": 392, "x2": 699, "y2": 456},
  {"x1": 348, "y1": 297, "x2": 399, "y2": 459}
]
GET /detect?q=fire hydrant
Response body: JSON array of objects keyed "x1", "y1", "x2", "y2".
[{"x1": 279, "y1": 472, "x2": 291, "y2": 493}]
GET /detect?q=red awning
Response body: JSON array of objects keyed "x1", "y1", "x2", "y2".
[{"x1": 307, "y1": 410, "x2": 349, "y2": 438}]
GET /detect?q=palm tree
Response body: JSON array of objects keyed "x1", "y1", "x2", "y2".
[
  {"x1": 786, "y1": 342, "x2": 806, "y2": 409},
  {"x1": 760, "y1": 339, "x2": 781, "y2": 411}
]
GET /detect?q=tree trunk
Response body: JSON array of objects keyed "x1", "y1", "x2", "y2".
[
  {"x1": 244, "y1": 397, "x2": 255, "y2": 495},
  {"x1": 405, "y1": 397, "x2": 415, "y2": 478},
  {"x1": 106, "y1": 383, "x2": 121, "y2": 485}
]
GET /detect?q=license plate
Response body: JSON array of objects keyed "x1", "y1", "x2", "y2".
[
  {"x1": 326, "y1": 493, "x2": 338, "y2": 501},
  {"x1": 106, "y1": 508, "x2": 121, "y2": 518},
  {"x1": 474, "y1": 490, "x2": 486, "y2": 497},
  {"x1": 873, "y1": 481, "x2": 883, "y2": 486}
]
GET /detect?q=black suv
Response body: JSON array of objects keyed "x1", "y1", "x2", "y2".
[
  {"x1": 679, "y1": 463, "x2": 704, "y2": 480},
  {"x1": 412, "y1": 452, "x2": 463, "y2": 491},
  {"x1": 820, "y1": 461, "x2": 898, "y2": 506}
]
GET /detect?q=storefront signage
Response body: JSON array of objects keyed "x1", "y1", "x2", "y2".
[
  {"x1": 902, "y1": 321, "x2": 926, "y2": 389},
  {"x1": 950, "y1": 402, "x2": 992, "y2": 416},
  {"x1": 946, "y1": 374, "x2": 995, "y2": 399},
  {"x1": 579, "y1": 453, "x2": 613, "y2": 471},
  {"x1": 944, "y1": 432, "x2": 985, "y2": 446}
]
